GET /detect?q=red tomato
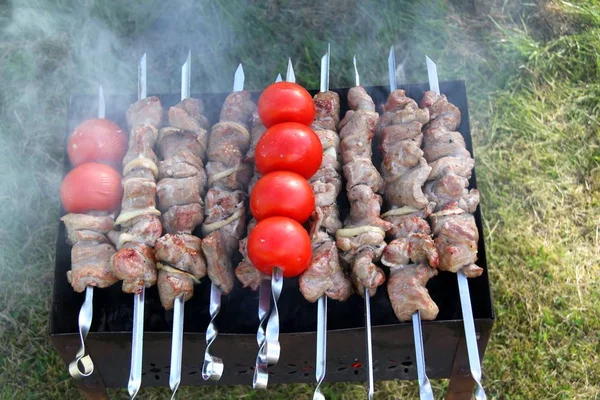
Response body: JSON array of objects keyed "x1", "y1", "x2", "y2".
[
  {"x1": 250, "y1": 171, "x2": 315, "y2": 223},
  {"x1": 68, "y1": 118, "x2": 127, "y2": 167},
  {"x1": 60, "y1": 163, "x2": 123, "y2": 213},
  {"x1": 248, "y1": 216, "x2": 312, "y2": 278},
  {"x1": 258, "y1": 82, "x2": 315, "y2": 127},
  {"x1": 255, "y1": 122, "x2": 322, "y2": 179}
]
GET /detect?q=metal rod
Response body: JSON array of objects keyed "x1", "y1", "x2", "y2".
[
  {"x1": 313, "y1": 296, "x2": 327, "y2": 400},
  {"x1": 313, "y1": 45, "x2": 330, "y2": 400},
  {"x1": 458, "y1": 271, "x2": 487, "y2": 400},
  {"x1": 128, "y1": 287, "x2": 145, "y2": 399},
  {"x1": 262, "y1": 267, "x2": 283, "y2": 365},
  {"x1": 98, "y1": 86, "x2": 105, "y2": 119},
  {"x1": 128, "y1": 53, "x2": 147, "y2": 400},
  {"x1": 68, "y1": 286, "x2": 94, "y2": 379},
  {"x1": 412, "y1": 312, "x2": 434, "y2": 400},
  {"x1": 202, "y1": 283, "x2": 224, "y2": 380},
  {"x1": 169, "y1": 295, "x2": 184, "y2": 399},
  {"x1": 364, "y1": 288, "x2": 375, "y2": 400}
]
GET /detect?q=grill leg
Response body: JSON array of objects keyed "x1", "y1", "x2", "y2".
[
  {"x1": 73, "y1": 375, "x2": 109, "y2": 400},
  {"x1": 446, "y1": 334, "x2": 475, "y2": 400}
]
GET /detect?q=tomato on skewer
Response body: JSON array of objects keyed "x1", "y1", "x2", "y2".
[
  {"x1": 255, "y1": 122, "x2": 322, "y2": 179},
  {"x1": 247, "y1": 216, "x2": 312, "y2": 278},
  {"x1": 68, "y1": 118, "x2": 127, "y2": 167},
  {"x1": 258, "y1": 82, "x2": 315, "y2": 128},
  {"x1": 250, "y1": 171, "x2": 315, "y2": 223},
  {"x1": 60, "y1": 162, "x2": 123, "y2": 213}
]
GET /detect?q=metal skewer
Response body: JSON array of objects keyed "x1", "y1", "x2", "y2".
[
  {"x1": 425, "y1": 55, "x2": 487, "y2": 400},
  {"x1": 202, "y1": 63, "x2": 246, "y2": 383},
  {"x1": 352, "y1": 55, "x2": 376, "y2": 400},
  {"x1": 68, "y1": 85, "x2": 106, "y2": 379},
  {"x1": 127, "y1": 54, "x2": 147, "y2": 400},
  {"x1": 388, "y1": 47, "x2": 434, "y2": 400},
  {"x1": 313, "y1": 43, "x2": 331, "y2": 400},
  {"x1": 168, "y1": 51, "x2": 192, "y2": 400}
]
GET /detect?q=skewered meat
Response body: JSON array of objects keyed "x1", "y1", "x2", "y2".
[
  {"x1": 299, "y1": 91, "x2": 352, "y2": 302},
  {"x1": 235, "y1": 113, "x2": 267, "y2": 289},
  {"x1": 112, "y1": 97, "x2": 164, "y2": 293},
  {"x1": 235, "y1": 219, "x2": 266, "y2": 291},
  {"x1": 62, "y1": 213, "x2": 118, "y2": 292},
  {"x1": 420, "y1": 91, "x2": 482, "y2": 278},
  {"x1": 203, "y1": 91, "x2": 256, "y2": 294},
  {"x1": 336, "y1": 86, "x2": 390, "y2": 295},
  {"x1": 377, "y1": 90, "x2": 439, "y2": 322},
  {"x1": 155, "y1": 98, "x2": 210, "y2": 309}
]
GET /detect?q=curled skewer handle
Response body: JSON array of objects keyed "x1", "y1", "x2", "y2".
[
  {"x1": 202, "y1": 283, "x2": 224, "y2": 381},
  {"x1": 253, "y1": 279, "x2": 272, "y2": 389},
  {"x1": 128, "y1": 288, "x2": 145, "y2": 399},
  {"x1": 68, "y1": 286, "x2": 94, "y2": 379},
  {"x1": 364, "y1": 288, "x2": 375, "y2": 400},
  {"x1": 169, "y1": 295, "x2": 185, "y2": 399},
  {"x1": 261, "y1": 267, "x2": 283, "y2": 365},
  {"x1": 457, "y1": 271, "x2": 487, "y2": 400},
  {"x1": 313, "y1": 295, "x2": 327, "y2": 400},
  {"x1": 412, "y1": 311, "x2": 434, "y2": 400}
]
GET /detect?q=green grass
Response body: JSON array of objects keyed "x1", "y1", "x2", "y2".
[{"x1": 1, "y1": 0, "x2": 599, "y2": 398}]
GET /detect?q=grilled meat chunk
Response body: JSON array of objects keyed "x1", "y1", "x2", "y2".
[
  {"x1": 126, "y1": 96, "x2": 163, "y2": 129},
  {"x1": 157, "y1": 267, "x2": 194, "y2": 310},
  {"x1": 62, "y1": 213, "x2": 118, "y2": 292},
  {"x1": 111, "y1": 241, "x2": 157, "y2": 293},
  {"x1": 387, "y1": 264, "x2": 439, "y2": 321}
]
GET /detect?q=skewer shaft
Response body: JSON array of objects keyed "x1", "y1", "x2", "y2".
[
  {"x1": 364, "y1": 288, "x2": 374, "y2": 400},
  {"x1": 313, "y1": 295, "x2": 327, "y2": 400},
  {"x1": 169, "y1": 295, "x2": 184, "y2": 398},
  {"x1": 458, "y1": 271, "x2": 487, "y2": 400},
  {"x1": 68, "y1": 286, "x2": 94, "y2": 379},
  {"x1": 202, "y1": 283, "x2": 224, "y2": 380},
  {"x1": 128, "y1": 288, "x2": 145, "y2": 399},
  {"x1": 412, "y1": 312, "x2": 434, "y2": 400}
]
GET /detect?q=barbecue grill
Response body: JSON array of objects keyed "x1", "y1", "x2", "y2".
[{"x1": 51, "y1": 80, "x2": 493, "y2": 400}]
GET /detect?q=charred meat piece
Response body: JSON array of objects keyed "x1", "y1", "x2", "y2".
[{"x1": 62, "y1": 213, "x2": 118, "y2": 292}]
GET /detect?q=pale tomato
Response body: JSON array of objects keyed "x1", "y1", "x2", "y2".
[
  {"x1": 68, "y1": 118, "x2": 127, "y2": 167},
  {"x1": 60, "y1": 163, "x2": 123, "y2": 213}
]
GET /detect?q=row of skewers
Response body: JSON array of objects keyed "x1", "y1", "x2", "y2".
[{"x1": 59, "y1": 46, "x2": 486, "y2": 400}]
